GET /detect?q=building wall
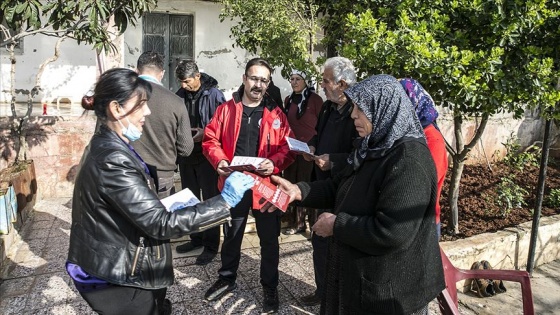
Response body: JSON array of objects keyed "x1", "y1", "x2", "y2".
[
  {"x1": 0, "y1": 35, "x2": 98, "y2": 105},
  {"x1": 123, "y1": 0, "x2": 293, "y2": 100}
]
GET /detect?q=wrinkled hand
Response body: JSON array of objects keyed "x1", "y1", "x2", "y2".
[
  {"x1": 217, "y1": 160, "x2": 231, "y2": 177},
  {"x1": 315, "y1": 154, "x2": 332, "y2": 171},
  {"x1": 221, "y1": 172, "x2": 255, "y2": 207},
  {"x1": 260, "y1": 175, "x2": 302, "y2": 213},
  {"x1": 255, "y1": 159, "x2": 274, "y2": 176},
  {"x1": 192, "y1": 127, "x2": 204, "y2": 142},
  {"x1": 312, "y1": 212, "x2": 336, "y2": 237}
]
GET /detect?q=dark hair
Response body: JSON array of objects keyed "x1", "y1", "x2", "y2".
[
  {"x1": 245, "y1": 58, "x2": 272, "y2": 77},
  {"x1": 137, "y1": 51, "x2": 164, "y2": 73},
  {"x1": 175, "y1": 59, "x2": 199, "y2": 81},
  {"x1": 92, "y1": 68, "x2": 152, "y2": 119}
]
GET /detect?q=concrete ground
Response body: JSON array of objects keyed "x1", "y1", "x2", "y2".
[{"x1": 1, "y1": 198, "x2": 559, "y2": 314}]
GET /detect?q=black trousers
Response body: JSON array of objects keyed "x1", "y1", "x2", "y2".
[
  {"x1": 179, "y1": 156, "x2": 221, "y2": 252},
  {"x1": 79, "y1": 285, "x2": 166, "y2": 315},
  {"x1": 218, "y1": 190, "x2": 282, "y2": 288},
  {"x1": 311, "y1": 231, "x2": 329, "y2": 297}
]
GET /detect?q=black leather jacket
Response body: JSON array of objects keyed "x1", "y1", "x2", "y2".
[{"x1": 67, "y1": 125, "x2": 231, "y2": 289}]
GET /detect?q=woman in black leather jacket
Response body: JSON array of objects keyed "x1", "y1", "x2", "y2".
[{"x1": 66, "y1": 68, "x2": 254, "y2": 315}]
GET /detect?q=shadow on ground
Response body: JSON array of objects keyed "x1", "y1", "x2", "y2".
[{"x1": 0, "y1": 198, "x2": 321, "y2": 315}]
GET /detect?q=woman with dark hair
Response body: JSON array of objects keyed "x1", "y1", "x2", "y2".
[
  {"x1": 268, "y1": 75, "x2": 445, "y2": 314},
  {"x1": 66, "y1": 68, "x2": 254, "y2": 315}
]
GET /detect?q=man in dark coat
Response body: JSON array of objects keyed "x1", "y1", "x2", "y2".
[
  {"x1": 299, "y1": 57, "x2": 359, "y2": 306},
  {"x1": 174, "y1": 60, "x2": 226, "y2": 265}
]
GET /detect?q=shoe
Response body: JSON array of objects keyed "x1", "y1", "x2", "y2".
[
  {"x1": 480, "y1": 260, "x2": 507, "y2": 293},
  {"x1": 282, "y1": 228, "x2": 305, "y2": 235},
  {"x1": 262, "y1": 287, "x2": 279, "y2": 313},
  {"x1": 158, "y1": 298, "x2": 172, "y2": 315},
  {"x1": 299, "y1": 292, "x2": 321, "y2": 306},
  {"x1": 195, "y1": 250, "x2": 217, "y2": 265},
  {"x1": 175, "y1": 242, "x2": 202, "y2": 254},
  {"x1": 204, "y1": 279, "x2": 237, "y2": 301},
  {"x1": 470, "y1": 261, "x2": 495, "y2": 297}
]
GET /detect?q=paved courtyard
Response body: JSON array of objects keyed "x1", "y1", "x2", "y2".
[
  {"x1": 0, "y1": 198, "x2": 324, "y2": 314},
  {"x1": 1, "y1": 198, "x2": 559, "y2": 314}
]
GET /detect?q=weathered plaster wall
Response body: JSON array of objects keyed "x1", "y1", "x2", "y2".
[
  {"x1": 0, "y1": 36, "x2": 98, "y2": 105},
  {"x1": 0, "y1": 115, "x2": 97, "y2": 199},
  {"x1": 123, "y1": 0, "x2": 293, "y2": 100}
]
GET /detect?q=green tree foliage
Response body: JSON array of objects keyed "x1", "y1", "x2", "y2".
[
  {"x1": 1, "y1": 0, "x2": 156, "y2": 51},
  {"x1": 219, "y1": 0, "x2": 321, "y2": 79},
  {"x1": 332, "y1": 0, "x2": 560, "y2": 234}
]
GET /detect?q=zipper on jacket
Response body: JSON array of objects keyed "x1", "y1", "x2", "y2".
[
  {"x1": 267, "y1": 134, "x2": 270, "y2": 153},
  {"x1": 196, "y1": 217, "x2": 231, "y2": 233},
  {"x1": 156, "y1": 244, "x2": 161, "y2": 260},
  {"x1": 131, "y1": 236, "x2": 145, "y2": 277}
]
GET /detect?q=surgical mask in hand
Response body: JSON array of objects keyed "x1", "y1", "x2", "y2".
[
  {"x1": 118, "y1": 116, "x2": 142, "y2": 142},
  {"x1": 221, "y1": 171, "x2": 255, "y2": 207}
]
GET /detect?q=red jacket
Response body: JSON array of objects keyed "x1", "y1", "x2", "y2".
[
  {"x1": 202, "y1": 91, "x2": 295, "y2": 209},
  {"x1": 424, "y1": 124, "x2": 448, "y2": 225}
]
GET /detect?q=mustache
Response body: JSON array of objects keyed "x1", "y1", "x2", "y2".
[{"x1": 251, "y1": 87, "x2": 263, "y2": 93}]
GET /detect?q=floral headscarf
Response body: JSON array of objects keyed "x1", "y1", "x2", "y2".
[
  {"x1": 399, "y1": 78, "x2": 438, "y2": 128},
  {"x1": 344, "y1": 74, "x2": 425, "y2": 169}
]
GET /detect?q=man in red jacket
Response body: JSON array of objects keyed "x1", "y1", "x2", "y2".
[{"x1": 202, "y1": 58, "x2": 294, "y2": 314}]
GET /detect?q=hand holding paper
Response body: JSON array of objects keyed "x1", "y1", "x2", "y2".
[
  {"x1": 285, "y1": 136, "x2": 315, "y2": 157},
  {"x1": 161, "y1": 188, "x2": 201, "y2": 212},
  {"x1": 221, "y1": 171, "x2": 255, "y2": 207}
]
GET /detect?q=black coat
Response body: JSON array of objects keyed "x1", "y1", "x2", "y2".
[
  {"x1": 298, "y1": 140, "x2": 445, "y2": 314},
  {"x1": 308, "y1": 100, "x2": 357, "y2": 180},
  {"x1": 68, "y1": 125, "x2": 231, "y2": 289}
]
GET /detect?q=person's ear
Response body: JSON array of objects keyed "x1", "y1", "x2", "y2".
[
  {"x1": 339, "y1": 80, "x2": 348, "y2": 89},
  {"x1": 108, "y1": 101, "x2": 121, "y2": 120}
]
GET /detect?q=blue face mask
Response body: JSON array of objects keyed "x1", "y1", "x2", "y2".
[{"x1": 118, "y1": 116, "x2": 142, "y2": 142}]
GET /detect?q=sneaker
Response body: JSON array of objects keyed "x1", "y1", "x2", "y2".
[
  {"x1": 204, "y1": 279, "x2": 237, "y2": 301},
  {"x1": 195, "y1": 250, "x2": 217, "y2": 265},
  {"x1": 175, "y1": 242, "x2": 202, "y2": 254},
  {"x1": 262, "y1": 287, "x2": 279, "y2": 313},
  {"x1": 299, "y1": 292, "x2": 321, "y2": 306}
]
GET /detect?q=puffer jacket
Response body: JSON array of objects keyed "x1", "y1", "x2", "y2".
[{"x1": 67, "y1": 125, "x2": 231, "y2": 289}]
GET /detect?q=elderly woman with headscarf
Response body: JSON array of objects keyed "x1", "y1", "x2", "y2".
[
  {"x1": 281, "y1": 69, "x2": 324, "y2": 235},
  {"x1": 400, "y1": 78, "x2": 448, "y2": 238},
  {"x1": 267, "y1": 74, "x2": 445, "y2": 314}
]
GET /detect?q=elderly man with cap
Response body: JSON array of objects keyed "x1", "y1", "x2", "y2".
[{"x1": 282, "y1": 69, "x2": 324, "y2": 235}]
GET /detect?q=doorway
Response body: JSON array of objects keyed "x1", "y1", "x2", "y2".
[{"x1": 143, "y1": 13, "x2": 194, "y2": 91}]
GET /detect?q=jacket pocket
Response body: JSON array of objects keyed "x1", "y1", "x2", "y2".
[
  {"x1": 360, "y1": 276, "x2": 395, "y2": 314},
  {"x1": 131, "y1": 236, "x2": 145, "y2": 277}
]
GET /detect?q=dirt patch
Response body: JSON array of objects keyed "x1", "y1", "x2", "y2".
[{"x1": 439, "y1": 159, "x2": 560, "y2": 241}]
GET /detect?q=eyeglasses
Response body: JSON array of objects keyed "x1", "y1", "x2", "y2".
[{"x1": 246, "y1": 75, "x2": 270, "y2": 85}]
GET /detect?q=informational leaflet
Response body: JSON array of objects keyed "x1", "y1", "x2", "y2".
[
  {"x1": 219, "y1": 156, "x2": 266, "y2": 172},
  {"x1": 161, "y1": 188, "x2": 201, "y2": 212},
  {"x1": 243, "y1": 171, "x2": 290, "y2": 212},
  {"x1": 285, "y1": 136, "x2": 315, "y2": 156}
]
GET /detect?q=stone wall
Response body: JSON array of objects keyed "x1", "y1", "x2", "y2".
[
  {"x1": 0, "y1": 114, "x2": 97, "y2": 199},
  {"x1": 0, "y1": 108, "x2": 555, "y2": 200}
]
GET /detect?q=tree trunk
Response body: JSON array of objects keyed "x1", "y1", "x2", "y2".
[{"x1": 447, "y1": 111, "x2": 489, "y2": 234}]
